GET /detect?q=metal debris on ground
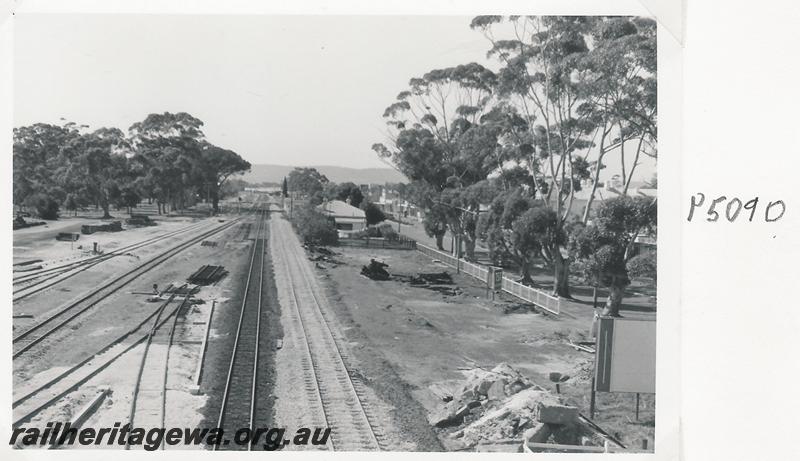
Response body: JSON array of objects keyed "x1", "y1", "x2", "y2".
[
  {"x1": 187, "y1": 265, "x2": 227, "y2": 285},
  {"x1": 163, "y1": 284, "x2": 201, "y2": 296},
  {"x1": 395, "y1": 271, "x2": 461, "y2": 296},
  {"x1": 360, "y1": 259, "x2": 390, "y2": 281},
  {"x1": 410, "y1": 271, "x2": 453, "y2": 285}
]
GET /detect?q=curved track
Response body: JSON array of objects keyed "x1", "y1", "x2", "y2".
[
  {"x1": 126, "y1": 290, "x2": 190, "y2": 449},
  {"x1": 12, "y1": 294, "x2": 188, "y2": 427}
]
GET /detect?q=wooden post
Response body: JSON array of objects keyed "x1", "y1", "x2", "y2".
[
  {"x1": 590, "y1": 377, "x2": 597, "y2": 418},
  {"x1": 635, "y1": 393, "x2": 640, "y2": 421}
]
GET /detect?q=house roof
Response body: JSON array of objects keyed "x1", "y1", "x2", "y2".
[{"x1": 317, "y1": 200, "x2": 366, "y2": 219}]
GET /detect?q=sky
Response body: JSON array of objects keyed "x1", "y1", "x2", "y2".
[{"x1": 14, "y1": 14, "x2": 655, "y2": 181}]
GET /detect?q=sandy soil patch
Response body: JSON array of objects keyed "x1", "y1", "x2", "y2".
[{"x1": 312, "y1": 245, "x2": 655, "y2": 451}]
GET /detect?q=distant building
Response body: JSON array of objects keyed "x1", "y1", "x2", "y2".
[
  {"x1": 245, "y1": 186, "x2": 281, "y2": 194},
  {"x1": 376, "y1": 186, "x2": 423, "y2": 221},
  {"x1": 317, "y1": 200, "x2": 367, "y2": 234}
]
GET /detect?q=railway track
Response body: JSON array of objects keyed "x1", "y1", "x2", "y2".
[
  {"x1": 12, "y1": 218, "x2": 242, "y2": 359},
  {"x1": 12, "y1": 293, "x2": 189, "y2": 427},
  {"x1": 272, "y1": 216, "x2": 384, "y2": 451},
  {"x1": 215, "y1": 209, "x2": 268, "y2": 451},
  {"x1": 13, "y1": 220, "x2": 215, "y2": 301},
  {"x1": 126, "y1": 289, "x2": 190, "y2": 450}
]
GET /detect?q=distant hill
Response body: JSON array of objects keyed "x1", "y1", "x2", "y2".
[{"x1": 240, "y1": 164, "x2": 407, "y2": 185}]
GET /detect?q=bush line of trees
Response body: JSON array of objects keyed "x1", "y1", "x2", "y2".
[
  {"x1": 13, "y1": 112, "x2": 251, "y2": 219},
  {"x1": 285, "y1": 167, "x2": 387, "y2": 221},
  {"x1": 371, "y1": 16, "x2": 658, "y2": 316}
]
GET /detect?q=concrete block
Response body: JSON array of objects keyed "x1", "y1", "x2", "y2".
[
  {"x1": 430, "y1": 402, "x2": 463, "y2": 428},
  {"x1": 535, "y1": 402, "x2": 578, "y2": 425},
  {"x1": 523, "y1": 422, "x2": 551, "y2": 444},
  {"x1": 487, "y1": 378, "x2": 507, "y2": 401},
  {"x1": 476, "y1": 376, "x2": 496, "y2": 396},
  {"x1": 187, "y1": 384, "x2": 202, "y2": 395}
]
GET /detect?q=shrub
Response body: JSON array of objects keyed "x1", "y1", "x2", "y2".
[
  {"x1": 361, "y1": 201, "x2": 386, "y2": 225},
  {"x1": 377, "y1": 222, "x2": 399, "y2": 241},
  {"x1": 627, "y1": 251, "x2": 657, "y2": 282},
  {"x1": 25, "y1": 193, "x2": 60, "y2": 220},
  {"x1": 290, "y1": 206, "x2": 338, "y2": 246},
  {"x1": 352, "y1": 227, "x2": 381, "y2": 239}
]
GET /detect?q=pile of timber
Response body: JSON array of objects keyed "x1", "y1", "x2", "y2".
[
  {"x1": 81, "y1": 221, "x2": 122, "y2": 235},
  {"x1": 56, "y1": 232, "x2": 80, "y2": 241},
  {"x1": 125, "y1": 214, "x2": 155, "y2": 226},
  {"x1": 13, "y1": 216, "x2": 46, "y2": 230},
  {"x1": 187, "y1": 265, "x2": 227, "y2": 285}
]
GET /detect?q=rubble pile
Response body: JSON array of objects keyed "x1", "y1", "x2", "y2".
[
  {"x1": 360, "y1": 259, "x2": 390, "y2": 281},
  {"x1": 305, "y1": 245, "x2": 341, "y2": 266},
  {"x1": 430, "y1": 363, "x2": 586, "y2": 450}
]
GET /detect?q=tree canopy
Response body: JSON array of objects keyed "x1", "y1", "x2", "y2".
[
  {"x1": 374, "y1": 15, "x2": 657, "y2": 301},
  {"x1": 13, "y1": 112, "x2": 250, "y2": 218}
]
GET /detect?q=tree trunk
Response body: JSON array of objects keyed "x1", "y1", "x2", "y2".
[
  {"x1": 100, "y1": 202, "x2": 112, "y2": 219},
  {"x1": 435, "y1": 232, "x2": 445, "y2": 251},
  {"x1": 520, "y1": 261, "x2": 533, "y2": 285},
  {"x1": 553, "y1": 251, "x2": 571, "y2": 298},
  {"x1": 464, "y1": 237, "x2": 476, "y2": 262},
  {"x1": 601, "y1": 283, "x2": 624, "y2": 317},
  {"x1": 212, "y1": 195, "x2": 220, "y2": 214}
]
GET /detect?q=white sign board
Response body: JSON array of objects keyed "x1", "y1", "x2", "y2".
[{"x1": 595, "y1": 316, "x2": 656, "y2": 394}]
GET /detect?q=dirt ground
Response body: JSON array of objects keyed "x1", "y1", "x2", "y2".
[
  {"x1": 12, "y1": 213, "x2": 260, "y2": 447},
  {"x1": 13, "y1": 214, "x2": 203, "y2": 266},
  {"x1": 269, "y1": 214, "x2": 442, "y2": 451},
  {"x1": 393, "y1": 219, "x2": 657, "y2": 314},
  {"x1": 310, "y1": 245, "x2": 655, "y2": 451}
]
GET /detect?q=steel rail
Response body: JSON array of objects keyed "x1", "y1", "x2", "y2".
[
  {"x1": 12, "y1": 218, "x2": 242, "y2": 359},
  {"x1": 274, "y1": 217, "x2": 382, "y2": 450},
  {"x1": 12, "y1": 295, "x2": 189, "y2": 427},
  {"x1": 13, "y1": 220, "x2": 209, "y2": 285},
  {"x1": 214, "y1": 208, "x2": 266, "y2": 451},
  {"x1": 126, "y1": 290, "x2": 190, "y2": 450}
]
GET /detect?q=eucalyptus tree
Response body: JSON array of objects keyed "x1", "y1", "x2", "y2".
[
  {"x1": 60, "y1": 127, "x2": 131, "y2": 218},
  {"x1": 128, "y1": 112, "x2": 206, "y2": 214},
  {"x1": 13, "y1": 122, "x2": 82, "y2": 216},
  {"x1": 577, "y1": 16, "x2": 657, "y2": 220},
  {"x1": 569, "y1": 195, "x2": 656, "y2": 316},
  {"x1": 470, "y1": 15, "x2": 600, "y2": 296},
  {"x1": 373, "y1": 63, "x2": 503, "y2": 260},
  {"x1": 192, "y1": 143, "x2": 251, "y2": 213},
  {"x1": 287, "y1": 167, "x2": 329, "y2": 205}
]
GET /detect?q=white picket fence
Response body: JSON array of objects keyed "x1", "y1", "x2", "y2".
[
  {"x1": 415, "y1": 243, "x2": 561, "y2": 315},
  {"x1": 500, "y1": 277, "x2": 561, "y2": 315}
]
